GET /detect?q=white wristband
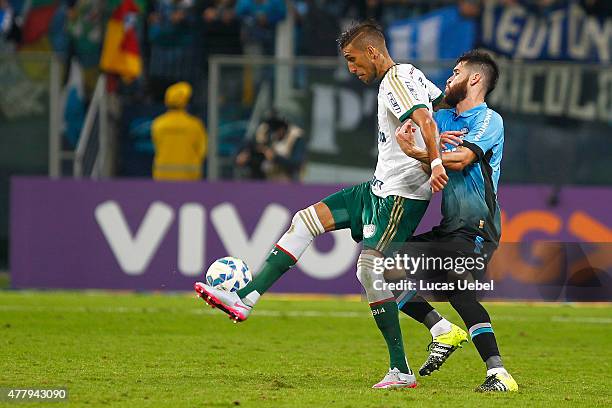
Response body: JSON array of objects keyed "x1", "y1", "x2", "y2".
[{"x1": 430, "y1": 158, "x2": 443, "y2": 169}]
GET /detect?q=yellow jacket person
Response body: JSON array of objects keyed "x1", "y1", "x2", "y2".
[{"x1": 152, "y1": 82, "x2": 207, "y2": 180}]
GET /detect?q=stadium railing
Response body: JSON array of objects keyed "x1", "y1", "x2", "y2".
[
  {"x1": 206, "y1": 55, "x2": 612, "y2": 185},
  {"x1": 72, "y1": 74, "x2": 111, "y2": 179}
]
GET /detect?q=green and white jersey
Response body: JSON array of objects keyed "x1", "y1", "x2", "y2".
[{"x1": 371, "y1": 63, "x2": 443, "y2": 200}]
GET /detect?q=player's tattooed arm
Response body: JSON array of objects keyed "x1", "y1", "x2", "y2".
[
  {"x1": 396, "y1": 125, "x2": 475, "y2": 171},
  {"x1": 439, "y1": 130, "x2": 477, "y2": 170},
  {"x1": 395, "y1": 120, "x2": 429, "y2": 164},
  {"x1": 409, "y1": 108, "x2": 448, "y2": 192},
  {"x1": 440, "y1": 148, "x2": 477, "y2": 171},
  {"x1": 410, "y1": 108, "x2": 440, "y2": 161}
]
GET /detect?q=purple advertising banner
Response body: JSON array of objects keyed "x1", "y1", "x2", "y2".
[{"x1": 10, "y1": 177, "x2": 612, "y2": 300}]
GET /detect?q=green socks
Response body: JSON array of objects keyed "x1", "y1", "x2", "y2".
[
  {"x1": 237, "y1": 246, "x2": 296, "y2": 299},
  {"x1": 237, "y1": 248, "x2": 410, "y2": 374},
  {"x1": 371, "y1": 301, "x2": 410, "y2": 373}
]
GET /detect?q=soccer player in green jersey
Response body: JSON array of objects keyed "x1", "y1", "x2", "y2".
[{"x1": 195, "y1": 20, "x2": 455, "y2": 388}]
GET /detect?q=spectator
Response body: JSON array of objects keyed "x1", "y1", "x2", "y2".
[
  {"x1": 236, "y1": 0, "x2": 286, "y2": 55},
  {"x1": 295, "y1": 0, "x2": 342, "y2": 57},
  {"x1": 235, "y1": 111, "x2": 306, "y2": 181},
  {"x1": 148, "y1": 0, "x2": 199, "y2": 88},
  {"x1": 152, "y1": 82, "x2": 207, "y2": 180},
  {"x1": 458, "y1": 0, "x2": 482, "y2": 18},
  {"x1": 0, "y1": 0, "x2": 12, "y2": 36},
  {"x1": 198, "y1": 0, "x2": 242, "y2": 57},
  {"x1": 148, "y1": 0, "x2": 195, "y2": 43},
  {"x1": 354, "y1": 0, "x2": 383, "y2": 22},
  {"x1": 581, "y1": 0, "x2": 612, "y2": 16},
  {"x1": 0, "y1": 0, "x2": 19, "y2": 49}
]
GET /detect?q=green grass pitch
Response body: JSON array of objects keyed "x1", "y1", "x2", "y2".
[{"x1": 0, "y1": 292, "x2": 610, "y2": 407}]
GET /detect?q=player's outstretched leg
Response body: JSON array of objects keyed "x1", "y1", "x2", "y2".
[
  {"x1": 195, "y1": 204, "x2": 327, "y2": 322},
  {"x1": 396, "y1": 292, "x2": 468, "y2": 376},
  {"x1": 359, "y1": 252, "x2": 417, "y2": 389},
  {"x1": 448, "y1": 289, "x2": 518, "y2": 392}
]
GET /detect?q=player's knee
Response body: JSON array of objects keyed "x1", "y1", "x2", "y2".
[
  {"x1": 448, "y1": 289, "x2": 477, "y2": 310},
  {"x1": 290, "y1": 206, "x2": 325, "y2": 239},
  {"x1": 277, "y1": 206, "x2": 325, "y2": 261},
  {"x1": 356, "y1": 253, "x2": 380, "y2": 288},
  {"x1": 357, "y1": 252, "x2": 395, "y2": 303}
]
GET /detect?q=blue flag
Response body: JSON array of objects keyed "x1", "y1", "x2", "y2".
[{"x1": 386, "y1": 7, "x2": 476, "y2": 89}]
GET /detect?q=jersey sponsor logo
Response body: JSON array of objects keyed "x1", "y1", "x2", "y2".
[
  {"x1": 363, "y1": 224, "x2": 377, "y2": 239},
  {"x1": 370, "y1": 176, "x2": 384, "y2": 190},
  {"x1": 405, "y1": 81, "x2": 419, "y2": 99},
  {"x1": 386, "y1": 92, "x2": 401, "y2": 114},
  {"x1": 474, "y1": 110, "x2": 493, "y2": 141}
]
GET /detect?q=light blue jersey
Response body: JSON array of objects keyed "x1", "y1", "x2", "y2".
[{"x1": 434, "y1": 103, "x2": 504, "y2": 244}]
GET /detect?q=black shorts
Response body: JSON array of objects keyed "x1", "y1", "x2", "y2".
[{"x1": 401, "y1": 228, "x2": 496, "y2": 284}]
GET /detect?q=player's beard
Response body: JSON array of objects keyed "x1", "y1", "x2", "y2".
[
  {"x1": 362, "y1": 61, "x2": 377, "y2": 84},
  {"x1": 444, "y1": 77, "x2": 468, "y2": 107},
  {"x1": 361, "y1": 69, "x2": 376, "y2": 84}
]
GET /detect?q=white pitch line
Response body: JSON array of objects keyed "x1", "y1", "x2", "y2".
[
  {"x1": 0, "y1": 304, "x2": 364, "y2": 318},
  {"x1": 0, "y1": 304, "x2": 610, "y2": 324}
]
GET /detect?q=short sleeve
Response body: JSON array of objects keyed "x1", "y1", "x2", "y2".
[
  {"x1": 427, "y1": 79, "x2": 444, "y2": 107},
  {"x1": 383, "y1": 66, "x2": 430, "y2": 122},
  {"x1": 461, "y1": 110, "x2": 503, "y2": 162}
]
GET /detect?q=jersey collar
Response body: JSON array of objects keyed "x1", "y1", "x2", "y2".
[
  {"x1": 453, "y1": 102, "x2": 487, "y2": 119},
  {"x1": 380, "y1": 63, "x2": 400, "y2": 83}
]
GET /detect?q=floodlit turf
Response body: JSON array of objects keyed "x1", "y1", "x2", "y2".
[
  {"x1": 0, "y1": 274, "x2": 8, "y2": 290},
  {"x1": 0, "y1": 292, "x2": 610, "y2": 407}
]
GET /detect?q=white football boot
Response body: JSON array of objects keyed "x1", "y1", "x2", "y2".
[
  {"x1": 371, "y1": 368, "x2": 417, "y2": 389},
  {"x1": 194, "y1": 282, "x2": 252, "y2": 323}
]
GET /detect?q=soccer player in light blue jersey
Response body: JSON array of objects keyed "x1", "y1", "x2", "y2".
[{"x1": 394, "y1": 50, "x2": 518, "y2": 392}]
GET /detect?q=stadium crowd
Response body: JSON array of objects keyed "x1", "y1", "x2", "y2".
[
  {"x1": 4, "y1": 1, "x2": 608, "y2": 87},
  {"x1": 0, "y1": 0, "x2": 610, "y2": 182}
]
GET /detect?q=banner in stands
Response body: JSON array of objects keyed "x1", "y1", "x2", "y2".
[
  {"x1": 479, "y1": 1, "x2": 611, "y2": 63},
  {"x1": 387, "y1": 6, "x2": 475, "y2": 65},
  {"x1": 304, "y1": 62, "x2": 611, "y2": 183},
  {"x1": 385, "y1": 6, "x2": 475, "y2": 92},
  {"x1": 10, "y1": 178, "x2": 612, "y2": 301}
]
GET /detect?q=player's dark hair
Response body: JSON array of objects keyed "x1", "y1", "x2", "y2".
[
  {"x1": 337, "y1": 20, "x2": 385, "y2": 50},
  {"x1": 456, "y1": 50, "x2": 499, "y2": 96}
]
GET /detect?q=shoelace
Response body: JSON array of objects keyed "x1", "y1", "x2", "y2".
[{"x1": 426, "y1": 341, "x2": 453, "y2": 359}]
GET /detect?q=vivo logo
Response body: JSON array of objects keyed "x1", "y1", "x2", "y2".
[{"x1": 94, "y1": 200, "x2": 360, "y2": 280}]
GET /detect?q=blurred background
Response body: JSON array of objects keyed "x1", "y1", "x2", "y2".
[{"x1": 1, "y1": 0, "x2": 610, "y2": 299}]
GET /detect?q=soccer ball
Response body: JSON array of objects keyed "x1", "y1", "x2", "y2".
[{"x1": 205, "y1": 257, "x2": 252, "y2": 292}]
